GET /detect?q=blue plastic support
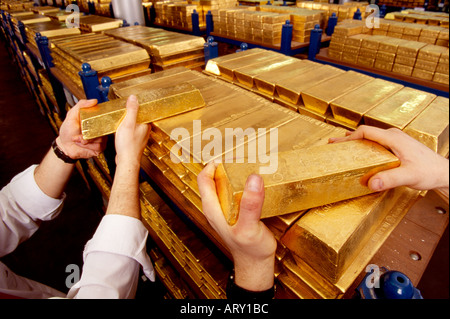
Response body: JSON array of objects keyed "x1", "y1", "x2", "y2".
[
  {"x1": 88, "y1": 1, "x2": 96, "y2": 15},
  {"x1": 308, "y1": 24, "x2": 322, "y2": 61},
  {"x1": 379, "y1": 5, "x2": 387, "y2": 18},
  {"x1": 110, "y1": 2, "x2": 115, "y2": 18},
  {"x1": 97, "y1": 76, "x2": 112, "y2": 103},
  {"x1": 122, "y1": 20, "x2": 130, "y2": 27},
  {"x1": 79, "y1": 63, "x2": 101, "y2": 100},
  {"x1": 206, "y1": 10, "x2": 214, "y2": 36},
  {"x1": 357, "y1": 270, "x2": 423, "y2": 299},
  {"x1": 204, "y1": 36, "x2": 218, "y2": 63},
  {"x1": 353, "y1": 8, "x2": 362, "y2": 20},
  {"x1": 280, "y1": 20, "x2": 293, "y2": 55},
  {"x1": 35, "y1": 34, "x2": 54, "y2": 69},
  {"x1": 236, "y1": 42, "x2": 248, "y2": 53},
  {"x1": 192, "y1": 10, "x2": 201, "y2": 36},
  {"x1": 283, "y1": 1, "x2": 287, "y2": 6},
  {"x1": 266, "y1": 1, "x2": 272, "y2": 5},
  {"x1": 326, "y1": 12, "x2": 337, "y2": 36},
  {"x1": 18, "y1": 21, "x2": 27, "y2": 44}
]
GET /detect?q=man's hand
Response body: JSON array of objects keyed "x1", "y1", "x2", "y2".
[
  {"x1": 114, "y1": 95, "x2": 151, "y2": 169},
  {"x1": 329, "y1": 125, "x2": 449, "y2": 200},
  {"x1": 57, "y1": 99, "x2": 107, "y2": 160},
  {"x1": 197, "y1": 162, "x2": 277, "y2": 292}
]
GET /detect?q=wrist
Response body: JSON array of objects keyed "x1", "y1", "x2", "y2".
[
  {"x1": 233, "y1": 254, "x2": 275, "y2": 292},
  {"x1": 52, "y1": 138, "x2": 77, "y2": 164}
]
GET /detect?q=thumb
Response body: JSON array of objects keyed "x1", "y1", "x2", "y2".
[
  {"x1": 121, "y1": 95, "x2": 139, "y2": 128},
  {"x1": 236, "y1": 174, "x2": 265, "y2": 230},
  {"x1": 368, "y1": 166, "x2": 414, "y2": 192}
]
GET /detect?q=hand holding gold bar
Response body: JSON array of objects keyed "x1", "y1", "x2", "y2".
[
  {"x1": 215, "y1": 140, "x2": 400, "y2": 225},
  {"x1": 79, "y1": 83, "x2": 206, "y2": 140}
]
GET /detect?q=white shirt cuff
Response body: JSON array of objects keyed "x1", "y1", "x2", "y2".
[
  {"x1": 83, "y1": 214, "x2": 155, "y2": 282},
  {"x1": 7, "y1": 165, "x2": 65, "y2": 221}
]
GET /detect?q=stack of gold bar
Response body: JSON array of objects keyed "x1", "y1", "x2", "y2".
[
  {"x1": 389, "y1": 9, "x2": 449, "y2": 27},
  {"x1": 24, "y1": 20, "x2": 81, "y2": 50},
  {"x1": 93, "y1": 64, "x2": 435, "y2": 298},
  {"x1": 78, "y1": 15, "x2": 122, "y2": 32},
  {"x1": 297, "y1": 0, "x2": 368, "y2": 25},
  {"x1": 1, "y1": 0, "x2": 35, "y2": 11},
  {"x1": 258, "y1": 5, "x2": 324, "y2": 43},
  {"x1": 49, "y1": 33, "x2": 151, "y2": 89},
  {"x1": 154, "y1": 1, "x2": 202, "y2": 29},
  {"x1": 45, "y1": 11, "x2": 74, "y2": 22},
  {"x1": 205, "y1": 48, "x2": 448, "y2": 154},
  {"x1": 93, "y1": 0, "x2": 114, "y2": 17},
  {"x1": 30, "y1": 6, "x2": 61, "y2": 16},
  {"x1": 140, "y1": 181, "x2": 229, "y2": 298},
  {"x1": 104, "y1": 25, "x2": 205, "y2": 71},
  {"x1": 327, "y1": 23, "x2": 450, "y2": 84}
]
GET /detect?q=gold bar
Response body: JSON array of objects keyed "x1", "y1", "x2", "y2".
[
  {"x1": 253, "y1": 60, "x2": 317, "y2": 96},
  {"x1": 234, "y1": 55, "x2": 297, "y2": 88},
  {"x1": 276, "y1": 65, "x2": 346, "y2": 105},
  {"x1": 302, "y1": 71, "x2": 374, "y2": 115},
  {"x1": 403, "y1": 96, "x2": 449, "y2": 156},
  {"x1": 80, "y1": 83, "x2": 206, "y2": 139},
  {"x1": 364, "y1": 87, "x2": 436, "y2": 130},
  {"x1": 282, "y1": 191, "x2": 389, "y2": 283},
  {"x1": 330, "y1": 78, "x2": 404, "y2": 128},
  {"x1": 205, "y1": 48, "x2": 267, "y2": 75},
  {"x1": 217, "y1": 51, "x2": 280, "y2": 81},
  {"x1": 215, "y1": 139, "x2": 400, "y2": 225}
]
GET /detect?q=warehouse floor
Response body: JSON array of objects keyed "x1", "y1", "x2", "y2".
[{"x1": 0, "y1": 39, "x2": 448, "y2": 299}]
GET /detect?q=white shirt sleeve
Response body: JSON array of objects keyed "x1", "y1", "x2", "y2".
[
  {"x1": 66, "y1": 214, "x2": 155, "y2": 299},
  {"x1": 0, "y1": 165, "x2": 65, "y2": 257}
]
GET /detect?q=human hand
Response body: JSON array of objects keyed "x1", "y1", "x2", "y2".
[
  {"x1": 197, "y1": 162, "x2": 277, "y2": 291},
  {"x1": 57, "y1": 99, "x2": 107, "y2": 160},
  {"x1": 114, "y1": 95, "x2": 151, "y2": 168},
  {"x1": 329, "y1": 125, "x2": 449, "y2": 194}
]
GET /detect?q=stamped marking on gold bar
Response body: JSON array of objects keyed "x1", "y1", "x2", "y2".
[
  {"x1": 80, "y1": 83, "x2": 206, "y2": 139},
  {"x1": 215, "y1": 139, "x2": 400, "y2": 225}
]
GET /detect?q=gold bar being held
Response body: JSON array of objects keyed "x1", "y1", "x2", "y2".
[
  {"x1": 80, "y1": 83, "x2": 206, "y2": 139},
  {"x1": 215, "y1": 139, "x2": 400, "y2": 225}
]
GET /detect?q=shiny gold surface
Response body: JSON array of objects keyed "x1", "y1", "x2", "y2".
[
  {"x1": 282, "y1": 191, "x2": 388, "y2": 282},
  {"x1": 217, "y1": 50, "x2": 280, "y2": 81},
  {"x1": 80, "y1": 83, "x2": 206, "y2": 139},
  {"x1": 364, "y1": 87, "x2": 436, "y2": 130},
  {"x1": 234, "y1": 55, "x2": 297, "y2": 88},
  {"x1": 302, "y1": 71, "x2": 374, "y2": 115},
  {"x1": 330, "y1": 79, "x2": 404, "y2": 128},
  {"x1": 403, "y1": 96, "x2": 449, "y2": 156},
  {"x1": 205, "y1": 48, "x2": 266, "y2": 76},
  {"x1": 253, "y1": 60, "x2": 318, "y2": 96},
  {"x1": 215, "y1": 140, "x2": 400, "y2": 225},
  {"x1": 276, "y1": 65, "x2": 346, "y2": 105}
]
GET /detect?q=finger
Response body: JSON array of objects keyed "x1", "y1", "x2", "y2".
[
  {"x1": 120, "y1": 95, "x2": 139, "y2": 129},
  {"x1": 330, "y1": 125, "x2": 395, "y2": 150},
  {"x1": 77, "y1": 99, "x2": 98, "y2": 109},
  {"x1": 367, "y1": 166, "x2": 415, "y2": 191},
  {"x1": 235, "y1": 174, "x2": 265, "y2": 231},
  {"x1": 197, "y1": 162, "x2": 225, "y2": 228}
]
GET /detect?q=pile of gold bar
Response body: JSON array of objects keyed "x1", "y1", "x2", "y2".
[
  {"x1": 140, "y1": 181, "x2": 230, "y2": 298},
  {"x1": 369, "y1": 18, "x2": 450, "y2": 46},
  {"x1": 49, "y1": 33, "x2": 151, "y2": 89},
  {"x1": 378, "y1": 0, "x2": 426, "y2": 8},
  {"x1": 30, "y1": 6, "x2": 60, "y2": 16},
  {"x1": 297, "y1": 0, "x2": 369, "y2": 25},
  {"x1": 389, "y1": 9, "x2": 449, "y2": 27},
  {"x1": 104, "y1": 25, "x2": 205, "y2": 71},
  {"x1": 23, "y1": 20, "x2": 81, "y2": 50},
  {"x1": 93, "y1": 64, "x2": 438, "y2": 298},
  {"x1": 0, "y1": 0, "x2": 34, "y2": 11},
  {"x1": 78, "y1": 15, "x2": 123, "y2": 32},
  {"x1": 238, "y1": 0, "x2": 295, "y2": 5},
  {"x1": 328, "y1": 21, "x2": 449, "y2": 84},
  {"x1": 151, "y1": 0, "x2": 237, "y2": 30},
  {"x1": 205, "y1": 48, "x2": 449, "y2": 157},
  {"x1": 212, "y1": 5, "x2": 323, "y2": 44}
]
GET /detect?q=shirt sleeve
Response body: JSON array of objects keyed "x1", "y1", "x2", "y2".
[
  {"x1": 0, "y1": 165, "x2": 65, "y2": 257},
  {"x1": 66, "y1": 214, "x2": 155, "y2": 299}
]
